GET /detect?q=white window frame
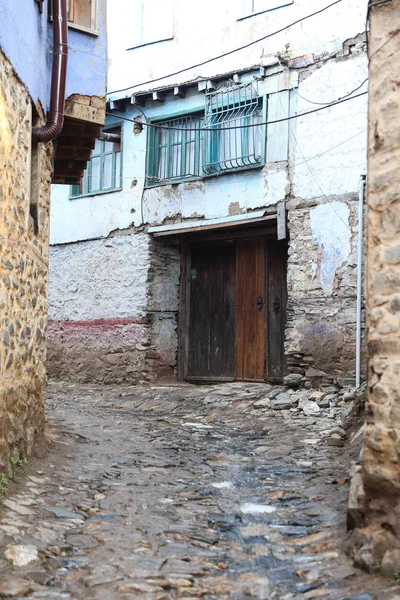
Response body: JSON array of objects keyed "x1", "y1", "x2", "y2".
[
  {"x1": 127, "y1": 0, "x2": 174, "y2": 50},
  {"x1": 239, "y1": 0, "x2": 294, "y2": 20}
]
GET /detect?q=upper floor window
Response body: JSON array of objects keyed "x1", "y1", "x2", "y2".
[
  {"x1": 70, "y1": 127, "x2": 122, "y2": 198},
  {"x1": 146, "y1": 114, "x2": 204, "y2": 186},
  {"x1": 50, "y1": 0, "x2": 98, "y2": 34},
  {"x1": 146, "y1": 83, "x2": 266, "y2": 187},
  {"x1": 240, "y1": 0, "x2": 293, "y2": 19},
  {"x1": 127, "y1": 0, "x2": 174, "y2": 50}
]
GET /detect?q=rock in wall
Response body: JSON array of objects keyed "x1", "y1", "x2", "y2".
[{"x1": 0, "y1": 49, "x2": 52, "y2": 471}]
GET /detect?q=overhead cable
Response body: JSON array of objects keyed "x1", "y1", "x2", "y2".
[
  {"x1": 106, "y1": 91, "x2": 368, "y2": 132},
  {"x1": 107, "y1": 0, "x2": 342, "y2": 96}
]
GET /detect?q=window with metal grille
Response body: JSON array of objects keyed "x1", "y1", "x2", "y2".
[
  {"x1": 203, "y1": 82, "x2": 265, "y2": 175},
  {"x1": 146, "y1": 114, "x2": 204, "y2": 187},
  {"x1": 70, "y1": 127, "x2": 122, "y2": 198},
  {"x1": 146, "y1": 84, "x2": 266, "y2": 187}
]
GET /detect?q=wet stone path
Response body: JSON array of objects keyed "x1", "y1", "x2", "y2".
[{"x1": 0, "y1": 381, "x2": 398, "y2": 599}]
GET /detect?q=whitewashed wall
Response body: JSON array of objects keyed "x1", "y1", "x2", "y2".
[
  {"x1": 48, "y1": 0, "x2": 368, "y2": 383},
  {"x1": 50, "y1": 58, "x2": 367, "y2": 244}
]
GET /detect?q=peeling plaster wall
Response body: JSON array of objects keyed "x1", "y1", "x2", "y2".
[
  {"x1": 47, "y1": 234, "x2": 180, "y2": 383},
  {"x1": 310, "y1": 202, "x2": 351, "y2": 294},
  {"x1": 48, "y1": 0, "x2": 368, "y2": 384},
  {"x1": 286, "y1": 197, "x2": 366, "y2": 380},
  {"x1": 107, "y1": 0, "x2": 366, "y2": 102}
]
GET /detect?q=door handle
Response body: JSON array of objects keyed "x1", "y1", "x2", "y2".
[{"x1": 256, "y1": 296, "x2": 264, "y2": 311}]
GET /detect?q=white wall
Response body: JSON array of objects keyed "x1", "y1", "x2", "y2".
[
  {"x1": 50, "y1": 53, "x2": 367, "y2": 244},
  {"x1": 107, "y1": 0, "x2": 366, "y2": 100},
  {"x1": 48, "y1": 234, "x2": 150, "y2": 321}
]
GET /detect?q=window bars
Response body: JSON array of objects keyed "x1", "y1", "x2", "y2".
[
  {"x1": 203, "y1": 81, "x2": 264, "y2": 175},
  {"x1": 146, "y1": 114, "x2": 204, "y2": 185},
  {"x1": 145, "y1": 81, "x2": 266, "y2": 186}
]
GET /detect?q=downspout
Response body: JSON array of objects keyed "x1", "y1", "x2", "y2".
[
  {"x1": 32, "y1": 0, "x2": 68, "y2": 143},
  {"x1": 356, "y1": 174, "x2": 366, "y2": 388}
]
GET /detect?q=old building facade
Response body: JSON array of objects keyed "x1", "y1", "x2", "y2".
[
  {"x1": 48, "y1": 0, "x2": 368, "y2": 388},
  {"x1": 0, "y1": 0, "x2": 107, "y2": 471}
]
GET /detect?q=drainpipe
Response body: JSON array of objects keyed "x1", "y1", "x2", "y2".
[
  {"x1": 356, "y1": 174, "x2": 366, "y2": 388},
  {"x1": 32, "y1": 0, "x2": 68, "y2": 142}
]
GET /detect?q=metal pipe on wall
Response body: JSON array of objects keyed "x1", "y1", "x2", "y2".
[
  {"x1": 99, "y1": 131, "x2": 121, "y2": 143},
  {"x1": 32, "y1": 0, "x2": 68, "y2": 143},
  {"x1": 356, "y1": 174, "x2": 366, "y2": 388}
]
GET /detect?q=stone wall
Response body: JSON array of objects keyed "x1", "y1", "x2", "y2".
[
  {"x1": 286, "y1": 197, "x2": 367, "y2": 385},
  {"x1": 0, "y1": 50, "x2": 52, "y2": 472},
  {"x1": 47, "y1": 232, "x2": 180, "y2": 383},
  {"x1": 349, "y1": 0, "x2": 400, "y2": 571}
]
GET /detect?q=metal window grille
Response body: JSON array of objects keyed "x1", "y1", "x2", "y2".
[
  {"x1": 146, "y1": 114, "x2": 204, "y2": 186},
  {"x1": 203, "y1": 81, "x2": 264, "y2": 175},
  {"x1": 70, "y1": 127, "x2": 122, "y2": 197}
]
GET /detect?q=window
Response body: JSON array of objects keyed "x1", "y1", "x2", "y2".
[
  {"x1": 70, "y1": 128, "x2": 122, "y2": 197},
  {"x1": 240, "y1": 0, "x2": 293, "y2": 19},
  {"x1": 146, "y1": 114, "x2": 204, "y2": 186},
  {"x1": 203, "y1": 83, "x2": 265, "y2": 175},
  {"x1": 145, "y1": 83, "x2": 266, "y2": 187},
  {"x1": 127, "y1": 0, "x2": 174, "y2": 50},
  {"x1": 50, "y1": 0, "x2": 98, "y2": 33}
]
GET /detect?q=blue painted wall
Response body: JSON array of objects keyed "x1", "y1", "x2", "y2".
[{"x1": 0, "y1": 0, "x2": 107, "y2": 111}]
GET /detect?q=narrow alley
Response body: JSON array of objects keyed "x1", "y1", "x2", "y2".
[{"x1": 0, "y1": 382, "x2": 397, "y2": 599}]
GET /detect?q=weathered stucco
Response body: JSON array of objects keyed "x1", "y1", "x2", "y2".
[
  {"x1": 48, "y1": 0, "x2": 368, "y2": 385},
  {"x1": 48, "y1": 234, "x2": 180, "y2": 383},
  {"x1": 0, "y1": 50, "x2": 52, "y2": 470},
  {"x1": 347, "y1": 0, "x2": 400, "y2": 571},
  {"x1": 286, "y1": 198, "x2": 365, "y2": 380}
]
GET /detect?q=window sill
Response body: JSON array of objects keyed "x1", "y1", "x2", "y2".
[
  {"x1": 145, "y1": 163, "x2": 265, "y2": 189},
  {"x1": 127, "y1": 36, "x2": 174, "y2": 51},
  {"x1": 69, "y1": 187, "x2": 122, "y2": 200},
  {"x1": 238, "y1": 1, "x2": 293, "y2": 20},
  {"x1": 68, "y1": 22, "x2": 100, "y2": 36}
]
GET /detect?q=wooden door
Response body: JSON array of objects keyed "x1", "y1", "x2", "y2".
[
  {"x1": 236, "y1": 239, "x2": 266, "y2": 381},
  {"x1": 266, "y1": 238, "x2": 288, "y2": 382},
  {"x1": 187, "y1": 244, "x2": 236, "y2": 380}
]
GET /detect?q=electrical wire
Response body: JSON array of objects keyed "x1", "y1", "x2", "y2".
[
  {"x1": 276, "y1": 68, "x2": 359, "y2": 231},
  {"x1": 106, "y1": 91, "x2": 367, "y2": 132},
  {"x1": 107, "y1": 0, "x2": 342, "y2": 97},
  {"x1": 75, "y1": 129, "x2": 366, "y2": 184},
  {"x1": 294, "y1": 77, "x2": 368, "y2": 106}
]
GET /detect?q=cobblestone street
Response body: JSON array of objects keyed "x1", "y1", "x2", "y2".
[{"x1": 0, "y1": 382, "x2": 398, "y2": 599}]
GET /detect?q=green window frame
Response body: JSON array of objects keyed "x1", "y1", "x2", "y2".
[
  {"x1": 145, "y1": 95, "x2": 266, "y2": 188},
  {"x1": 70, "y1": 126, "x2": 122, "y2": 198},
  {"x1": 146, "y1": 113, "x2": 204, "y2": 187}
]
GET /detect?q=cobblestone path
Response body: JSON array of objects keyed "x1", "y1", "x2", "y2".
[{"x1": 0, "y1": 382, "x2": 398, "y2": 599}]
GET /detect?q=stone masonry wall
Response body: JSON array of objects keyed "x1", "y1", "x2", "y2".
[
  {"x1": 47, "y1": 232, "x2": 181, "y2": 383},
  {"x1": 0, "y1": 49, "x2": 52, "y2": 472},
  {"x1": 349, "y1": 0, "x2": 400, "y2": 571},
  {"x1": 286, "y1": 197, "x2": 367, "y2": 385}
]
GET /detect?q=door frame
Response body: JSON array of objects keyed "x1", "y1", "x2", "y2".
[{"x1": 177, "y1": 224, "x2": 286, "y2": 383}]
